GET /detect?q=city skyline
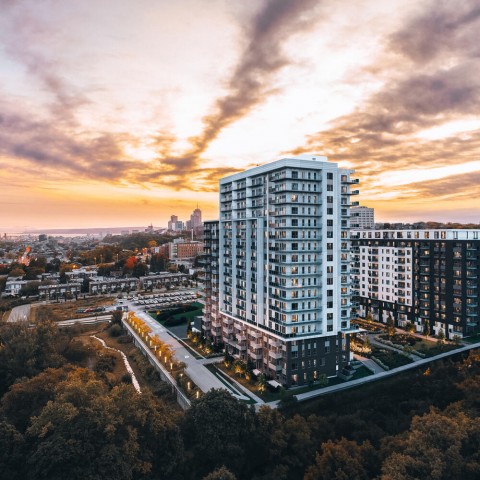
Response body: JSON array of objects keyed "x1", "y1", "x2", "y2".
[{"x1": 1, "y1": 0, "x2": 479, "y2": 230}]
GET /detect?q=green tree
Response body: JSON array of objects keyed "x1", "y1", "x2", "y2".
[
  {"x1": 111, "y1": 310, "x2": 123, "y2": 325},
  {"x1": 132, "y1": 261, "x2": 149, "y2": 278},
  {"x1": 19, "y1": 281, "x2": 40, "y2": 297},
  {"x1": 423, "y1": 319, "x2": 430, "y2": 337},
  {"x1": 0, "y1": 421, "x2": 26, "y2": 479},
  {"x1": 183, "y1": 389, "x2": 254, "y2": 478},
  {"x1": 386, "y1": 314, "x2": 395, "y2": 339},
  {"x1": 437, "y1": 328, "x2": 446, "y2": 344},
  {"x1": 0, "y1": 320, "x2": 65, "y2": 395}
]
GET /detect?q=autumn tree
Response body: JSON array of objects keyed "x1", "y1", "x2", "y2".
[
  {"x1": 304, "y1": 438, "x2": 379, "y2": 480},
  {"x1": 25, "y1": 369, "x2": 185, "y2": 480},
  {"x1": 380, "y1": 409, "x2": 478, "y2": 480},
  {"x1": 183, "y1": 389, "x2": 255, "y2": 478},
  {"x1": 203, "y1": 466, "x2": 237, "y2": 480}
]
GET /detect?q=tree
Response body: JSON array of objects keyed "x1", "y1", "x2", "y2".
[
  {"x1": 380, "y1": 410, "x2": 476, "y2": 480},
  {"x1": 305, "y1": 438, "x2": 379, "y2": 480},
  {"x1": 257, "y1": 374, "x2": 267, "y2": 394},
  {"x1": 183, "y1": 389, "x2": 254, "y2": 478},
  {"x1": 437, "y1": 328, "x2": 446, "y2": 344},
  {"x1": 19, "y1": 281, "x2": 40, "y2": 297},
  {"x1": 0, "y1": 421, "x2": 26, "y2": 479},
  {"x1": 24, "y1": 267, "x2": 45, "y2": 281},
  {"x1": 202, "y1": 466, "x2": 237, "y2": 480},
  {"x1": 111, "y1": 310, "x2": 123, "y2": 325},
  {"x1": 0, "y1": 320, "x2": 66, "y2": 395},
  {"x1": 9, "y1": 268, "x2": 25, "y2": 278},
  {"x1": 26, "y1": 370, "x2": 185, "y2": 480},
  {"x1": 132, "y1": 261, "x2": 149, "y2": 278},
  {"x1": 386, "y1": 314, "x2": 395, "y2": 339},
  {"x1": 405, "y1": 321, "x2": 416, "y2": 334},
  {"x1": 423, "y1": 319, "x2": 430, "y2": 337},
  {"x1": 0, "y1": 367, "x2": 72, "y2": 432}
]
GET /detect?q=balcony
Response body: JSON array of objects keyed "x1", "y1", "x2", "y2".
[
  {"x1": 268, "y1": 350, "x2": 284, "y2": 360},
  {"x1": 248, "y1": 350, "x2": 263, "y2": 360},
  {"x1": 268, "y1": 362, "x2": 283, "y2": 371}
]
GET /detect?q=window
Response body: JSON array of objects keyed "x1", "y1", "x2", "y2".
[{"x1": 327, "y1": 173, "x2": 333, "y2": 180}]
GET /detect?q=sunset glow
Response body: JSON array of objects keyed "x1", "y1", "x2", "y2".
[{"x1": 1, "y1": 0, "x2": 479, "y2": 230}]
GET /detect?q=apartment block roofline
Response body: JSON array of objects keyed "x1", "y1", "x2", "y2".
[
  {"x1": 220, "y1": 154, "x2": 353, "y2": 184},
  {"x1": 353, "y1": 229, "x2": 480, "y2": 240}
]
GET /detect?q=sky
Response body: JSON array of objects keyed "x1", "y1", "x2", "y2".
[{"x1": 1, "y1": 0, "x2": 479, "y2": 231}]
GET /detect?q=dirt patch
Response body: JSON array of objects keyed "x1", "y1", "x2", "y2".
[{"x1": 33, "y1": 297, "x2": 114, "y2": 322}]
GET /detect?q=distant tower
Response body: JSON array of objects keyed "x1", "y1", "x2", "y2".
[
  {"x1": 351, "y1": 206, "x2": 374, "y2": 229},
  {"x1": 168, "y1": 215, "x2": 178, "y2": 231}
]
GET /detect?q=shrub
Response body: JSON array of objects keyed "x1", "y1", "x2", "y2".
[{"x1": 109, "y1": 324, "x2": 123, "y2": 337}]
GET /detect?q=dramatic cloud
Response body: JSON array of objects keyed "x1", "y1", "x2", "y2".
[
  {"x1": 292, "y1": 0, "x2": 480, "y2": 209},
  {"x1": 156, "y1": 0, "x2": 321, "y2": 182},
  {"x1": 1, "y1": 0, "x2": 479, "y2": 228}
]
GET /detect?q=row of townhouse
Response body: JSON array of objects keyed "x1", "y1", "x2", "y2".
[{"x1": 89, "y1": 272, "x2": 190, "y2": 294}]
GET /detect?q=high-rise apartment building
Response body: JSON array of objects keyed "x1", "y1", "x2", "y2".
[
  {"x1": 202, "y1": 155, "x2": 359, "y2": 387},
  {"x1": 352, "y1": 229, "x2": 480, "y2": 339},
  {"x1": 351, "y1": 206, "x2": 374, "y2": 229}
]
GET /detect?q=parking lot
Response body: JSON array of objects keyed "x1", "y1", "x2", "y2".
[{"x1": 130, "y1": 290, "x2": 198, "y2": 310}]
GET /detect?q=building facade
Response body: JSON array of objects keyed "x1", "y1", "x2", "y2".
[
  {"x1": 352, "y1": 229, "x2": 480, "y2": 339},
  {"x1": 202, "y1": 155, "x2": 359, "y2": 387},
  {"x1": 351, "y1": 206, "x2": 374, "y2": 229}
]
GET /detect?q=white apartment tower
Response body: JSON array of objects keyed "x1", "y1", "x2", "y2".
[
  {"x1": 351, "y1": 206, "x2": 374, "y2": 229},
  {"x1": 203, "y1": 155, "x2": 359, "y2": 387}
]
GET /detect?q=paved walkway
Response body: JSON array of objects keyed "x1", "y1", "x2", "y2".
[
  {"x1": 7, "y1": 303, "x2": 31, "y2": 322},
  {"x1": 354, "y1": 354, "x2": 385, "y2": 374},
  {"x1": 126, "y1": 301, "x2": 233, "y2": 395}
]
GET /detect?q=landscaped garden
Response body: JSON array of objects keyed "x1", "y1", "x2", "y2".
[{"x1": 370, "y1": 346, "x2": 413, "y2": 369}]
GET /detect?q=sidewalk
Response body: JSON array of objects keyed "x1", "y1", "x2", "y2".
[
  {"x1": 354, "y1": 354, "x2": 385, "y2": 374},
  {"x1": 131, "y1": 304, "x2": 228, "y2": 393}
]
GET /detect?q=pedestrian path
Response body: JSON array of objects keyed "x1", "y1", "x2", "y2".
[
  {"x1": 91, "y1": 335, "x2": 141, "y2": 393},
  {"x1": 354, "y1": 354, "x2": 385, "y2": 374},
  {"x1": 128, "y1": 303, "x2": 238, "y2": 396}
]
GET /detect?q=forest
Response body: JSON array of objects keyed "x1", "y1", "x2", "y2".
[{"x1": 0, "y1": 318, "x2": 479, "y2": 480}]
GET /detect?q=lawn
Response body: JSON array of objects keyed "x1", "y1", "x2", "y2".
[
  {"x1": 351, "y1": 365, "x2": 374, "y2": 380},
  {"x1": 371, "y1": 346, "x2": 413, "y2": 369},
  {"x1": 414, "y1": 341, "x2": 461, "y2": 357},
  {"x1": 463, "y1": 334, "x2": 480, "y2": 344}
]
